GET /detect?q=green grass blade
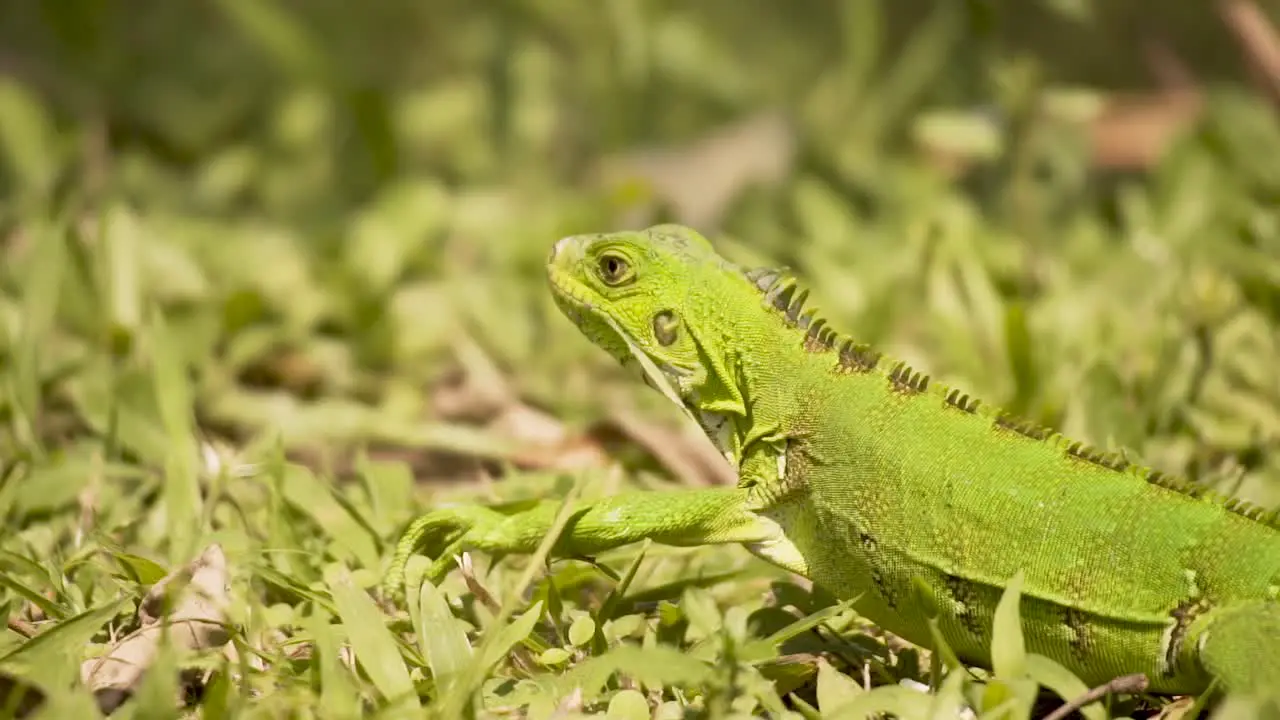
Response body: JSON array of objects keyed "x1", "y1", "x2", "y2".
[
  {"x1": 148, "y1": 307, "x2": 202, "y2": 564},
  {"x1": 281, "y1": 464, "x2": 380, "y2": 570},
  {"x1": 327, "y1": 569, "x2": 416, "y2": 711},
  {"x1": 9, "y1": 222, "x2": 67, "y2": 453},
  {"x1": 991, "y1": 569, "x2": 1028, "y2": 680},
  {"x1": 306, "y1": 609, "x2": 362, "y2": 718},
  {"x1": 410, "y1": 577, "x2": 472, "y2": 696},
  {"x1": 0, "y1": 597, "x2": 129, "y2": 691}
]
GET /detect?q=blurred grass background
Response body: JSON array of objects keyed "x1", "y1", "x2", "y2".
[{"x1": 1, "y1": 0, "x2": 1280, "y2": 717}]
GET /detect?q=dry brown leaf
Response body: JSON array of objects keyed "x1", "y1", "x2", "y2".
[
  {"x1": 1089, "y1": 90, "x2": 1204, "y2": 169},
  {"x1": 430, "y1": 337, "x2": 514, "y2": 424},
  {"x1": 80, "y1": 544, "x2": 231, "y2": 712},
  {"x1": 429, "y1": 334, "x2": 741, "y2": 479},
  {"x1": 5, "y1": 618, "x2": 35, "y2": 639},
  {"x1": 432, "y1": 336, "x2": 612, "y2": 471},
  {"x1": 1220, "y1": 0, "x2": 1280, "y2": 106},
  {"x1": 496, "y1": 402, "x2": 611, "y2": 471},
  {"x1": 596, "y1": 111, "x2": 797, "y2": 229},
  {"x1": 919, "y1": 90, "x2": 1205, "y2": 174},
  {"x1": 595, "y1": 410, "x2": 736, "y2": 487},
  {"x1": 1152, "y1": 696, "x2": 1199, "y2": 720}
]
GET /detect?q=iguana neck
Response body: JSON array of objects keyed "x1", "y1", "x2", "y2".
[{"x1": 679, "y1": 279, "x2": 829, "y2": 467}]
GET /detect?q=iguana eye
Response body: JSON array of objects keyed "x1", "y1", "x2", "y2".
[
  {"x1": 597, "y1": 253, "x2": 632, "y2": 285},
  {"x1": 653, "y1": 310, "x2": 679, "y2": 346}
]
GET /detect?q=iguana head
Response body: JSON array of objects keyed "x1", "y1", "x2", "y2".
[{"x1": 545, "y1": 224, "x2": 755, "y2": 417}]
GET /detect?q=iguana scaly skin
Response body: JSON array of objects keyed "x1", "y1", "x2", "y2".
[{"x1": 386, "y1": 225, "x2": 1280, "y2": 697}]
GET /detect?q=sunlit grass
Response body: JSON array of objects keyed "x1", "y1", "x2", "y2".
[{"x1": 1, "y1": 1, "x2": 1280, "y2": 717}]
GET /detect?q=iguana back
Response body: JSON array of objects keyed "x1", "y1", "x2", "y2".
[{"x1": 773, "y1": 313, "x2": 1280, "y2": 692}]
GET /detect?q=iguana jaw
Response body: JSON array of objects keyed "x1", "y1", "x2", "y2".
[
  {"x1": 547, "y1": 233, "x2": 750, "y2": 464},
  {"x1": 546, "y1": 239, "x2": 699, "y2": 400},
  {"x1": 545, "y1": 243, "x2": 634, "y2": 364}
]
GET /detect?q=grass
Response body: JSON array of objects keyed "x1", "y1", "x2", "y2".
[{"x1": 2, "y1": 1, "x2": 1280, "y2": 718}]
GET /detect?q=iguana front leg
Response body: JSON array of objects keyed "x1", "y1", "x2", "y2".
[{"x1": 381, "y1": 487, "x2": 775, "y2": 598}]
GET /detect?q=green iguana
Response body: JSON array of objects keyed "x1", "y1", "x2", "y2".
[{"x1": 385, "y1": 224, "x2": 1280, "y2": 698}]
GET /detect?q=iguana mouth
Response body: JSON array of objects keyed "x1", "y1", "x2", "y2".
[
  {"x1": 546, "y1": 258, "x2": 700, "y2": 409},
  {"x1": 545, "y1": 265, "x2": 595, "y2": 324},
  {"x1": 545, "y1": 262, "x2": 632, "y2": 355}
]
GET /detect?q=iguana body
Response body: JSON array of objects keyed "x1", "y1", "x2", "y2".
[{"x1": 386, "y1": 225, "x2": 1280, "y2": 697}]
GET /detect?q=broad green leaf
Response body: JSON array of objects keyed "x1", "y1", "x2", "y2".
[
  {"x1": 280, "y1": 464, "x2": 380, "y2": 570},
  {"x1": 306, "y1": 610, "x2": 361, "y2": 717},
  {"x1": 254, "y1": 565, "x2": 338, "y2": 616},
  {"x1": 0, "y1": 573, "x2": 63, "y2": 621},
  {"x1": 355, "y1": 454, "x2": 414, "y2": 534},
  {"x1": 605, "y1": 689, "x2": 650, "y2": 720},
  {"x1": 0, "y1": 80, "x2": 59, "y2": 194},
  {"x1": 568, "y1": 615, "x2": 595, "y2": 647},
  {"x1": 536, "y1": 647, "x2": 571, "y2": 666},
  {"x1": 212, "y1": 0, "x2": 327, "y2": 81},
  {"x1": 1004, "y1": 301, "x2": 1036, "y2": 414},
  {"x1": 327, "y1": 570, "x2": 415, "y2": 710},
  {"x1": 927, "y1": 670, "x2": 969, "y2": 720},
  {"x1": 477, "y1": 601, "x2": 543, "y2": 674},
  {"x1": 149, "y1": 308, "x2": 202, "y2": 564},
  {"x1": 558, "y1": 645, "x2": 712, "y2": 698},
  {"x1": 813, "y1": 683, "x2": 932, "y2": 720},
  {"x1": 0, "y1": 598, "x2": 129, "y2": 691},
  {"x1": 815, "y1": 659, "x2": 863, "y2": 714},
  {"x1": 680, "y1": 586, "x2": 721, "y2": 640},
  {"x1": 9, "y1": 222, "x2": 66, "y2": 452},
  {"x1": 741, "y1": 599, "x2": 854, "y2": 664},
  {"x1": 110, "y1": 552, "x2": 170, "y2": 586},
  {"x1": 102, "y1": 205, "x2": 145, "y2": 337},
  {"x1": 412, "y1": 578, "x2": 472, "y2": 693},
  {"x1": 1024, "y1": 654, "x2": 1107, "y2": 720},
  {"x1": 9, "y1": 453, "x2": 94, "y2": 517},
  {"x1": 991, "y1": 570, "x2": 1028, "y2": 680}
]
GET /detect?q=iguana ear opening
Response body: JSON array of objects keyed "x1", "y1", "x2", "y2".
[{"x1": 652, "y1": 310, "x2": 680, "y2": 346}]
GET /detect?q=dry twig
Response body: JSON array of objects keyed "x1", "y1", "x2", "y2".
[
  {"x1": 80, "y1": 544, "x2": 232, "y2": 713},
  {"x1": 1043, "y1": 673, "x2": 1149, "y2": 720},
  {"x1": 1219, "y1": 0, "x2": 1280, "y2": 105},
  {"x1": 4, "y1": 618, "x2": 35, "y2": 639}
]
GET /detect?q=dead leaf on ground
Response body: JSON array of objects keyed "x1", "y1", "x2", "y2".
[
  {"x1": 595, "y1": 111, "x2": 797, "y2": 229},
  {"x1": 592, "y1": 410, "x2": 736, "y2": 487},
  {"x1": 494, "y1": 402, "x2": 611, "y2": 471},
  {"x1": 431, "y1": 336, "x2": 611, "y2": 471},
  {"x1": 1089, "y1": 90, "x2": 1205, "y2": 169},
  {"x1": 919, "y1": 90, "x2": 1206, "y2": 175},
  {"x1": 1152, "y1": 695, "x2": 1199, "y2": 720},
  {"x1": 411, "y1": 336, "x2": 739, "y2": 483},
  {"x1": 429, "y1": 336, "x2": 514, "y2": 424},
  {"x1": 1219, "y1": 0, "x2": 1280, "y2": 106},
  {"x1": 80, "y1": 544, "x2": 231, "y2": 714}
]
